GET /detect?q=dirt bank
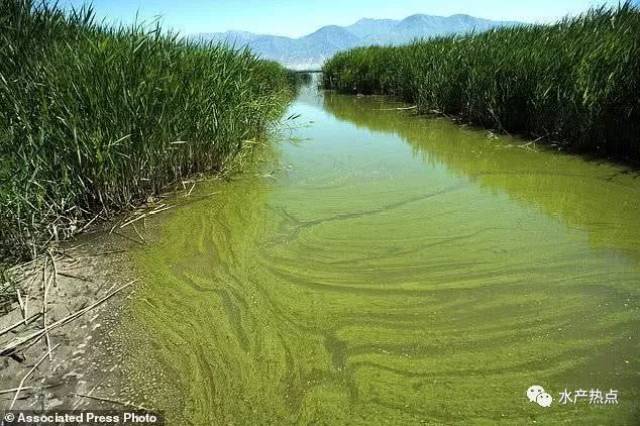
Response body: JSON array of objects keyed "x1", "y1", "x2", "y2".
[{"x1": 0, "y1": 234, "x2": 147, "y2": 413}]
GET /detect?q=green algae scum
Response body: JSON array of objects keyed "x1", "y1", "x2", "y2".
[{"x1": 125, "y1": 82, "x2": 640, "y2": 424}]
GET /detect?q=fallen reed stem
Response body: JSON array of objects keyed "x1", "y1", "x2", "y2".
[
  {"x1": 9, "y1": 343, "x2": 61, "y2": 410},
  {"x1": 0, "y1": 280, "x2": 137, "y2": 357},
  {"x1": 71, "y1": 393, "x2": 151, "y2": 411}
]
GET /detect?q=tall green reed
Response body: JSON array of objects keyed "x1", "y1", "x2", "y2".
[
  {"x1": 0, "y1": 0, "x2": 295, "y2": 261},
  {"x1": 323, "y1": 3, "x2": 639, "y2": 162}
]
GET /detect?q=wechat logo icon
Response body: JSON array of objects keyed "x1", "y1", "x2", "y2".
[{"x1": 527, "y1": 385, "x2": 553, "y2": 408}]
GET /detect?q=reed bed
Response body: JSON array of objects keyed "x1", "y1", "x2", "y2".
[
  {"x1": 323, "y1": 3, "x2": 639, "y2": 162},
  {"x1": 0, "y1": 1, "x2": 296, "y2": 261}
]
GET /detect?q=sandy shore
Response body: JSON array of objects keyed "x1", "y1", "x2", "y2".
[{"x1": 0, "y1": 239, "x2": 147, "y2": 413}]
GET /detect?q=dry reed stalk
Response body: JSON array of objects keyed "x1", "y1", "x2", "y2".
[
  {"x1": 41, "y1": 258, "x2": 55, "y2": 361},
  {"x1": 71, "y1": 393, "x2": 151, "y2": 411},
  {"x1": 15, "y1": 289, "x2": 27, "y2": 326},
  {"x1": 131, "y1": 224, "x2": 145, "y2": 244},
  {"x1": 8, "y1": 343, "x2": 61, "y2": 410},
  {"x1": 0, "y1": 280, "x2": 137, "y2": 357},
  {"x1": 0, "y1": 313, "x2": 42, "y2": 337}
]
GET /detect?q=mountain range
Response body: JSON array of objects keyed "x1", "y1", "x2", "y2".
[{"x1": 193, "y1": 14, "x2": 522, "y2": 69}]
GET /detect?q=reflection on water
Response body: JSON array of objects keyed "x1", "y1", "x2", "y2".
[
  {"x1": 126, "y1": 82, "x2": 640, "y2": 424},
  {"x1": 323, "y1": 92, "x2": 640, "y2": 263}
]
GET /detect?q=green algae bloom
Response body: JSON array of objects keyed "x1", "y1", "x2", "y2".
[{"x1": 126, "y1": 86, "x2": 640, "y2": 424}]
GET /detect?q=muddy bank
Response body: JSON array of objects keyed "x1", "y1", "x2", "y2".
[
  {"x1": 0, "y1": 222, "x2": 164, "y2": 413},
  {"x1": 0, "y1": 168, "x2": 263, "y2": 418}
]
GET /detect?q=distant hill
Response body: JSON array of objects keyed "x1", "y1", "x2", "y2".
[{"x1": 193, "y1": 14, "x2": 521, "y2": 70}]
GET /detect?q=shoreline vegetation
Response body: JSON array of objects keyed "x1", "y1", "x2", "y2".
[
  {"x1": 0, "y1": 1, "x2": 297, "y2": 262},
  {"x1": 322, "y1": 4, "x2": 639, "y2": 164}
]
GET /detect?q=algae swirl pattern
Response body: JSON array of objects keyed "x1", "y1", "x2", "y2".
[{"x1": 127, "y1": 86, "x2": 640, "y2": 425}]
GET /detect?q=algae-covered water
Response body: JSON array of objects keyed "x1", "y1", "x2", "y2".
[{"x1": 127, "y1": 82, "x2": 640, "y2": 424}]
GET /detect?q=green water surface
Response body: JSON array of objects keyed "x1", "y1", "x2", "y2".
[{"x1": 127, "y1": 83, "x2": 640, "y2": 425}]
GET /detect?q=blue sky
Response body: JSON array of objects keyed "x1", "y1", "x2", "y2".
[{"x1": 59, "y1": 0, "x2": 622, "y2": 37}]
